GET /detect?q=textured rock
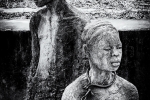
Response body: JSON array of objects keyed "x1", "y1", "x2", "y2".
[
  {"x1": 62, "y1": 73, "x2": 139, "y2": 100},
  {"x1": 26, "y1": 0, "x2": 86, "y2": 99},
  {"x1": 69, "y1": 0, "x2": 150, "y2": 19}
]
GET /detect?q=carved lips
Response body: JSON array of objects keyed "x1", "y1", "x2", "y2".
[{"x1": 111, "y1": 61, "x2": 121, "y2": 67}]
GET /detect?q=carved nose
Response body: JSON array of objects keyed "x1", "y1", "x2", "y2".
[{"x1": 111, "y1": 48, "x2": 119, "y2": 57}]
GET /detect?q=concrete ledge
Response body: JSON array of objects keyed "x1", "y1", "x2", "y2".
[
  {"x1": 0, "y1": 19, "x2": 150, "y2": 31},
  {"x1": 102, "y1": 19, "x2": 150, "y2": 31},
  {"x1": 0, "y1": 19, "x2": 30, "y2": 31}
]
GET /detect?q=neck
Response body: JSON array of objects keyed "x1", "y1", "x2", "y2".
[
  {"x1": 89, "y1": 61, "x2": 114, "y2": 85},
  {"x1": 46, "y1": 0, "x2": 59, "y2": 12},
  {"x1": 46, "y1": 0, "x2": 75, "y2": 17}
]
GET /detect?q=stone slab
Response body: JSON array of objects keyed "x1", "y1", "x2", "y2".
[{"x1": 0, "y1": 19, "x2": 150, "y2": 31}]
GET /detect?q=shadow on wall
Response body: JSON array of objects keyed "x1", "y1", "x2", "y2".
[
  {"x1": 0, "y1": 30, "x2": 150, "y2": 100},
  {"x1": 0, "y1": 31, "x2": 31, "y2": 100},
  {"x1": 119, "y1": 30, "x2": 150, "y2": 100}
]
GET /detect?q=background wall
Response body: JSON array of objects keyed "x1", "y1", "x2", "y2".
[
  {"x1": 0, "y1": 30, "x2": 150, "y2": 100},
  {"x1": 0, "y1": 31, "x2": 31, "y2": 100}
]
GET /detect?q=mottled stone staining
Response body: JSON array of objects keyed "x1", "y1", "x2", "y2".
[
  {"x1": 27, "y1": 0, "x2": 87, "y2": 99},
  {"x1": 36, "y1": 9, "x2": 59, "y2": 79}
]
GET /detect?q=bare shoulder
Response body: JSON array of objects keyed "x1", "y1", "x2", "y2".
[
  {"x1": 61, "y1": 73, "x2": 88, "y2": 100},
  {"x1": 116, "y1": 75, "x2": 139, "y2": 100},
  {"x1": 117, "y1": 76, "x2": 138, "y2": 92}
]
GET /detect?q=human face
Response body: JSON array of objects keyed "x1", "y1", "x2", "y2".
[
  {"x1": 34, "y1": 0, "x2": 54, "y2": 7},
  {"x1": 88, "y1": 30, "x2": 122, "y2": 72}
]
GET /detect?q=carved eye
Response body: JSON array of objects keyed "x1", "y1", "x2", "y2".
[
  {"x1": 104, "y1": 47, "x2": 111, "y2": 51},
  {"x1": 117, "y1": 45, "x2": 122, "y2": 49}
]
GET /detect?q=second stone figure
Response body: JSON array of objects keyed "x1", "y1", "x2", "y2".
[{"x1": 62, "y1": 20, "x2": 139, "y2": 100}]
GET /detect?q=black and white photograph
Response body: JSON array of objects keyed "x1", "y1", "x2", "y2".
[{"x1": 0, "y1": 0, "x2": 150, "y2": 100}]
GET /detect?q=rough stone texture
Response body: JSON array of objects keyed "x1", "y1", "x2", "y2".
[
  {"x1": 67, "y1": 0, "x2": 150, "y2": 19},
  {"x1": 0, "y1": 0, "x2": 150, "y2": 100},
  {"x1": 26, "y1": 0, "x2": 86, "y2": 100},
  {"x1": 0, "y1": 0, "x2": 150, "y2": 19},
  {"x1": 62, "y1": 73, "x2": 139, "y2": 100},
  {"x1": 0, "y1": 30, "x2": 150, "y2": 100}
]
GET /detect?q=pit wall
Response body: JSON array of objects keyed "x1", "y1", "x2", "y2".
[{"x1": 0, "y1": 30, "x2": 149, "y2": 100}]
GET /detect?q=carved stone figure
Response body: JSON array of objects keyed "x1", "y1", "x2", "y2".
[
  {"x1": 26, "y1": 0, "x2": 87, "y2": 99},
  {"x1": 62, "y1": 20, "x2": 139, "y2": 100}
]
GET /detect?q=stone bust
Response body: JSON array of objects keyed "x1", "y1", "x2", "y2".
[{"x1": 61, "y1": 20, "x2": 139, "y2": 100}]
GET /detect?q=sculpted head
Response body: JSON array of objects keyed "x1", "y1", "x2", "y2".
[{"x1": 82, "y1": 20, "x2": 122, "y2": 72}]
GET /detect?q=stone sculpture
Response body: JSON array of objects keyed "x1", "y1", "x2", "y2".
[
  {"x1": 62, "y1": 20, "x2": 139, "y2": 100},
  {"x1": 26, "y1": 0, "x2": 87, "y2": 99}
]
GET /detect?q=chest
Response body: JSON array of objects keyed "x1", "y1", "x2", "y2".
[
  {"x1": 37, "y1": 11, "x2": 59, "y2": 44},
  {"x1": 85, "y1": 85, "x2": 127, "y2": 100}
]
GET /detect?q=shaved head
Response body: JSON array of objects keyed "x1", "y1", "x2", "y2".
[
  {"x1": 82, "y1": 20, "x2": 119, "y2": 50},
  {"x1": 82, "y1": 20, "x2": 122, "y2": 71}
]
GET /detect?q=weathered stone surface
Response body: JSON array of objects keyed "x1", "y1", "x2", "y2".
[
  {"x1": 62, "y1": 20, "x2": 139, "y2": 100},
  {"x1": 0, "y1": 0, "x2": 150, "y2": 19},
  {"x1": 62, "y1": 74, "x2": 139, "y2": 100},
  {"x1": 69, "y1": 0, "x2": 150, "y2": 19},
  {"x1": 26, "y1": 0, "x2": 86, "y2": 99},
  {"x1": 0, "y1": 0, "x2": 149, "y2": 100}
]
